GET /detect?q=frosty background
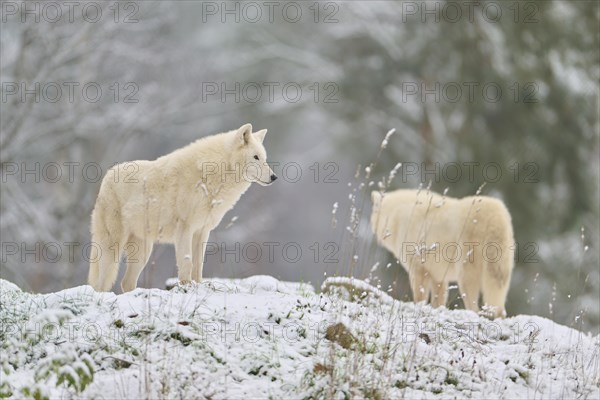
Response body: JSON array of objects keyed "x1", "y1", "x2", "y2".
[{"x1": 1, "y1": 1, "x2": 598, "y2": 333}]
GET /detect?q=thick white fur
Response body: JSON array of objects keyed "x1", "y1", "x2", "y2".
[
  {"x1": 89, "y1": 124, "x2": 275, "y2": 292},
  {"x1": 371, "y1": 189, "x2": 514, "y2": 318}
]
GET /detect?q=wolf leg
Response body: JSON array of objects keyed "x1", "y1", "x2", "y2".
[
  {"x1": 175, "y1": 225, "x2": 193, "y2": 284},
  {"x1": 121, "y1": 235, "x2": 153, "y2": 292},
  {"x1": 192, "y1": 230, "x2": 209, "y2": 282}
]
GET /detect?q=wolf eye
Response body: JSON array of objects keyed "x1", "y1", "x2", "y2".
[{"x1": 254, "y1": 155, "x2": 259, "y2": 160}]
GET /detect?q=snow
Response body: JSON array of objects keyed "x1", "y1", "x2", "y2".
[{"x1": 1, "y1": 277, "x2": 598, "y2": 399}]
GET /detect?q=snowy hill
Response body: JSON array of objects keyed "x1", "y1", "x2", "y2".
[{"x1": 1, "y1": 277, "x2": 598, "y2": 399}]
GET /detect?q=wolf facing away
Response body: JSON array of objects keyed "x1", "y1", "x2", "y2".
[
  {"x1": 371, "y1": 189, "x2": 514, "y2": 318},
  {"x1": 89, "y1": 124, "x2": 277, "y2": 292}
]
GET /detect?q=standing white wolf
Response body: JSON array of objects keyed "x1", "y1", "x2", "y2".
[
  {"x1": 371, "y1": 189, "x2": 514, "y2": 318},
  {"x1": 89, "y1": 123, "x2": 277, "y2": 292}
]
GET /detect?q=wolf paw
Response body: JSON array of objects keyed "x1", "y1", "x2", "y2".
[{"x1": 479, "y1": 305, "x2": 504, "y2": 320}]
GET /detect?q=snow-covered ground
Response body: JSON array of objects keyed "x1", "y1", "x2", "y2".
[{"x1": 1, "y1": 276, "x2": 598, "y2": 399}]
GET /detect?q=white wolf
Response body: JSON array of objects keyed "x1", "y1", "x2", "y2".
[
  {"x1": 89, "y1": 123, "x2": 276, "y2": 292},
  {"x1": 371, "y1": 189, "x2": 514, "y2": 318}
]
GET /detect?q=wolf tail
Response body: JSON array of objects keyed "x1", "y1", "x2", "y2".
[
  {"x1": 481, "y1": 201, "x2": 515, "y2": 318},
  {"x1": 89, "y1": 181, "x2": 122, "y2": 292}
]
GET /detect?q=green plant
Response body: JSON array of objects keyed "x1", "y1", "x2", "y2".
[{"x1": 34, "y1": 348, "x2": 95, "y2": 394}]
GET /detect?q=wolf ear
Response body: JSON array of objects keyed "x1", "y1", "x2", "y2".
[
  {"x1": 237, "y1": 123, "x2": 253, "y2": 145},
  {"x1": 253, "y1": 129, "x2": 267, "y2": 143}
]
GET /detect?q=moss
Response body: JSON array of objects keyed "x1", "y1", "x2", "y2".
[
  {"x1": 445, "y1": 373, "x2": 459, "y2": 386},
  {"x1": 325, "y1": 323, "x2": 357, "y2": 350},
  {"x1": 313, "y1": 363, "x2": 332, "y2": 375},
  {"x1": 361, "y1": 387, "x2": 382, "y2": 400},
  {"x1": 394, "y1": 380, "x2": 409, "y2": 389},
  {"x1": 517, "y1": 370, "x2": 529, "y2": 382},
  {"x1": 169, "y1": 332, "x2": 191, "y2": 346},
  {"x1": 248, "y1": 365, "x2": 263, "y2": 375}
]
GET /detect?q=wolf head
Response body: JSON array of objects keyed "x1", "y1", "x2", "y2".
[{"x1": 234, "y1": 123, "x2": 277, "y2": 186}]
